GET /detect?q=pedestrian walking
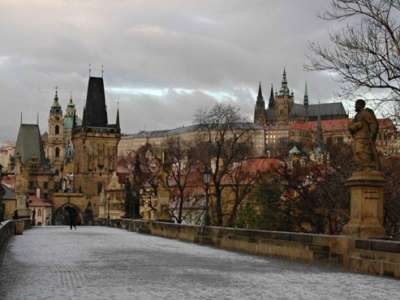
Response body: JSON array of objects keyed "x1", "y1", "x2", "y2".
[{"x1": 65, "y1": 206, "x2": 77, "y2": 230}]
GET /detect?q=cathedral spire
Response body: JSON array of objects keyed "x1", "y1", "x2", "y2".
[
  {"x1": 279, "y1": 68, "x2": 290, "y2": 96},
  {"x1": 254, "y1": 82, "x2": 266, "y2": 126},
  {"x1": 257, "y1": 82, "x2": 263, "y2": 102},
  {"x1": 268, "y1": 84, "x2": 275, "y2": 109}
]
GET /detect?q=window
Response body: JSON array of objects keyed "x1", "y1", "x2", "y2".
[
  {"x1": 43, "y1": 182, "x2": 48, "y2": 189},
  {"x1": 55, "y1": 125, "x2": 60, "y2": 135},
  {"x1": 55, "y1": 147, "x2": 60, "y2": 158}
]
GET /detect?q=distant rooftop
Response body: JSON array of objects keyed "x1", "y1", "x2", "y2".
[{"x1": 123, "y1": 123, "x2": 263, "y2": 139}]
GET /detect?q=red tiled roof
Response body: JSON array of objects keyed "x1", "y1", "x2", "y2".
[
  {"x1": 290, "y1": 118, "x2": 396, "y2": 132},
  {"x1": 28, "y1": 195, "x2": 52, "y2": 207}
]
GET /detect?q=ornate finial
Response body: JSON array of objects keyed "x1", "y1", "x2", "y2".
[
  {"x1": 89, "y1": 64, "x2": 92, "y2": 77},
  {"x1": 101, "y1": 64, "x2": 104, "y2": 77},
  {"x1": 37, "y1": 112, "x2": 39, "y2": 125},
  {"x1": 55, "y1": 86, "x2": 58, "y2": 100},
  {"x1": 20, "y1": 112, "x2": 23, "y2": 124}
]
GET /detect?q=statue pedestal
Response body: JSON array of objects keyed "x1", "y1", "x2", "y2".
[{"x1": 343, "y1": 171, "x2": 385, "y2": 239}]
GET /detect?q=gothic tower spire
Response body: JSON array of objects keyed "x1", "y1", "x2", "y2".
[
  {"x1": 254, "y1": 82, "x2": 266, "y2": 126},
  {"x1": 268, "y1": 84, "x2": 275, "y2": 109},
  {"x1": 279, "y1": 68, "x2": 290, "y2": 96}
]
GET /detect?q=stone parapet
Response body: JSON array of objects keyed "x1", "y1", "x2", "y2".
[{"x1": 119, "y1": 219, "x2": 400, "y2": 279}]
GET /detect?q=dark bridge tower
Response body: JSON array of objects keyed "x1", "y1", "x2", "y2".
[
  {"x1": 72, "y1": 76, "x2": 121, "y2": 215},
  {"x1": 254, "y1": 83, "x2": 266, "y2": 126}
]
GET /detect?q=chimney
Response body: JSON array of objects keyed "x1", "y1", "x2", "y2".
[{"x1": 36, "y1": 187, "x2": 41, "y2": 199}]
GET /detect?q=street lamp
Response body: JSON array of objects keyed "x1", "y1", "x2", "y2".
[{"x1": 202, "y1": 167, "x2": 211, "y2": 228}]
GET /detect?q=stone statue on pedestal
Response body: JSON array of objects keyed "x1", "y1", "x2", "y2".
[
  {"x1": 343, "y1": 99, "x2": 386, "y2": 239},
  {"x1": 348, "y1": 99, "x2": 380, "y2": 171}
]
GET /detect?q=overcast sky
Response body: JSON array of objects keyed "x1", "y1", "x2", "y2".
[{"x1": 0, "y1": 0, "x2": 347, "y2": 141}]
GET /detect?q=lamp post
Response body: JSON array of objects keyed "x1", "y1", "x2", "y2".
[{"x1": 202, "y1": 167, "x2": 211, "y2": 230}]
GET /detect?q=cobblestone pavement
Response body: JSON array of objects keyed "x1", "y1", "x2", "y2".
[{"x1": 0, "y1": 226, "x2": 399, "y2": 300}]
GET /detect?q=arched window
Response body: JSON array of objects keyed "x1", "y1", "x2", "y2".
[
  {"x1": 55, "y1": 125, "x2": 60, "y2": 135},
  {"x1": 55, "y1": 147, "x2": 60, "y2": 158}
]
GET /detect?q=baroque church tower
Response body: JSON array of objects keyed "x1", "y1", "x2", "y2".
[
  {"x1": 47, "y1": 88, "x2": 64, "y2": 173},
  {"x1": 72, "y1": 76, "x2": 121, "y2": 211}
]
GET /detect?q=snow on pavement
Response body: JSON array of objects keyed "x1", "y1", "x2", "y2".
[{"x1": 0, "y1": 226, "x2": 399, "y2": 300}]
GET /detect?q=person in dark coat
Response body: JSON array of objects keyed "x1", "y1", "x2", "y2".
[{"x1": 65, "y1": 206, "x2": 77, "y2": 230}]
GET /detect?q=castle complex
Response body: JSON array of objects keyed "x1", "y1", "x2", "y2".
[{"x1": 254, "y1": 70, "x2": 397, "y2": 155}]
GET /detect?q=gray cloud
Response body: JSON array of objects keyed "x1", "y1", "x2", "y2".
[{"x1": 0, "y1": 0, "x2": 341, "y2": 141}]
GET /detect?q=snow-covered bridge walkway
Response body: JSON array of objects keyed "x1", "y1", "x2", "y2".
[{"x1": 0, "y1": 226, "x2": 399, "y2": 300}]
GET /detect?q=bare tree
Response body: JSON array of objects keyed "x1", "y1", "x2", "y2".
[
  {"x1": 129, "y1": 144, "x2": 162, "y2": 217},
  {"x1": 194, "y1": 103, "x2": 253, "y2": 226},
  {"x1": 225, "y1": 158, "x2": 274, "y2": 227},
  {"x1": 307, "y1": 0, "x2": 400, "y2": 104},
  {"x1": 163, "y1": 137, "x2": 197, "y2": 224}
]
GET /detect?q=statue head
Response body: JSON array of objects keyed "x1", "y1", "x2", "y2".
[{"x1": 355, "y1": 99, "x2": 366, "y2": 113}]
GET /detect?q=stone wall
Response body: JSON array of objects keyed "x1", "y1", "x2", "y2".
[
  {"x1": 0, "y1": 219, "x2": 31, "y2": 265},
  {"x1": 119, "y1": 219, "x2": 400, "y2": 279}
]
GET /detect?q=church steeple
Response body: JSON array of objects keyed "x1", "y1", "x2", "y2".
[
  {"x1": 254, "y1": 82, "x2": 266, "y2": 126},
  {"x1": 279, "y1": 68, "x2": 290, "y2": 96},
  {"x1": 268, "y1": 85, "x2": 275, "y2": 109}
]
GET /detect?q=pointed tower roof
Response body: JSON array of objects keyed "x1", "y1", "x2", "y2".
[
  {"x1": 257, "y1": 82, "x2": 264, "y2": 102},
  {"x1": 83, "y1": 77, "x2": 108, "y2": 127},
  {"x1": 268, "y1": 85, "x2": 275, "y2": 109},
  {"x1": 279, "y1": 68, "x2": 290, "y2": 96},
  {"x1": 15, "y1": 124, "x2": 47, "y2": 166},
  {"x1": 254, "y1": 82, "x2": 266, "y2": 126}
]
